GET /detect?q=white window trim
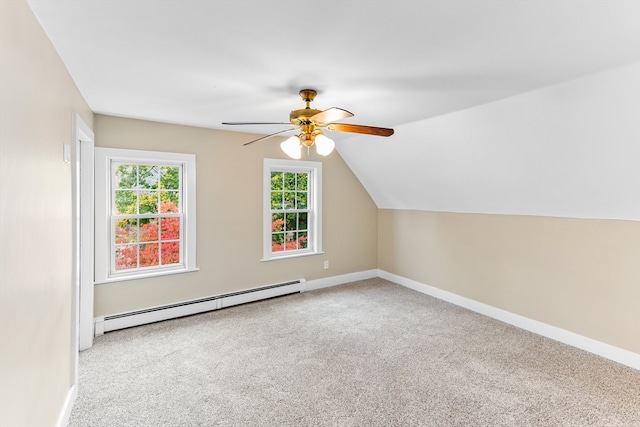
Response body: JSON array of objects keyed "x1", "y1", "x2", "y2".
[
  {"x1": 262, "y1": 158, "x2": 324, "y2": 262},
  {"x1": 95, "y1": 148, "x2": 198, "y2": 284}
]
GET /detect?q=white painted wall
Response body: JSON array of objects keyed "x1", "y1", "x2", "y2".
[{"x1": 338, "y1": 62, "x2": 640, "y2": 221}]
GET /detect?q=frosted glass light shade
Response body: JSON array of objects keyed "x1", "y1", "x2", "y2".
[
  {"x1": 280, "y1": 136, "x2": 301, "y2": 159},
  {"x1": 314, "y1": 134, "x2": 335, "y2": 156}
]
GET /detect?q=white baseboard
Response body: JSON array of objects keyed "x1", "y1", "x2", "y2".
[
  {"x1": 378, "y1": 270, "x2": 640, "y2": 371},
  {"x1": 96, "y1": 279, "x2": 306, "y2": 334},
  {"x1": 304, "y1": 269, "x2": 378, "y2": 292},
  {"x1": 94, "y1": 270, "x2": 379, "y2": 334},
  {"x1": 56, "y1": 384, "x2": 77, "y2": 427}
]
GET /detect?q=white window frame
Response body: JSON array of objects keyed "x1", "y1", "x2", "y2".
[
  {"x1": 262, "y1": 158, "x2": 323, "y2": 261},
  {"x1": 95, "y1": 148, "x2": 198, "y2": 283}
]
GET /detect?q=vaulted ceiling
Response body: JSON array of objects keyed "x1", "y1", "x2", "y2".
[{"x1": 27, "y1": 0, "x2": 640, "y2": 220}]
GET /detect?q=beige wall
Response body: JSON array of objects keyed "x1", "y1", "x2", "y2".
[
  {"x1": 93, "y1": 114, "x2": 378, "y2": 316},
  {"x1": 378, "y1": 209, "x2": 640, "y2": 354},
  {"x1": 0, "y1": 1, "x2": 94, "y2": 425}
]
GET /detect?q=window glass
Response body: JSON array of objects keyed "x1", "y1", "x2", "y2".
[{"x1": 112, "y1": 163, "x2": 182, "y2": 272}]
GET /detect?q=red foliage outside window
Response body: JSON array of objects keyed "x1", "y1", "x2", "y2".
[
  {"x1": 271, "y1": 217, "x2": 308, "y2": 252},
  {"x1": 115, "y1": 201, "x2": 180, "y2": 270}
]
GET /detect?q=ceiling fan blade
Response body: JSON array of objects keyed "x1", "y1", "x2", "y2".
[
  {"x1": 311, "y1": 107, "x2": 354, "y2": 124},
  {"x1": 222, "y1": 122, "x2": 290, "y2": 125},
  {"x1": 326, "y1": 123, "x2": 394, "y2": 137},
  {"x1": 242, "y1": 128, "x2": 297, "y2": 146}
]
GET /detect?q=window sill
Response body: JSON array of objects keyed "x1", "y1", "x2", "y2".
[
  {"x1": 261, "y1": 251, "x2": 325, "y2": 263},
  {"x1": 95, "y1": 267, "x2": 200, "y2": 285}
]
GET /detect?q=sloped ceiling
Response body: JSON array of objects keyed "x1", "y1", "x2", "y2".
[
  {"x1": 340, "y1": 62, "x2": 640, "y2": 221},
  {"x1": 27, "y1": 0, "x2": 640, "y2": 219}
]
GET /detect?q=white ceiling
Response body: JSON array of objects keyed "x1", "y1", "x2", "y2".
[{"x1": 27, "y1": 0, "x2": 640, "y2": 140}]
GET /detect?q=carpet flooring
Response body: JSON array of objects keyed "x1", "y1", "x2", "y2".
[{"x1": 69, "y1": 278, "x2": 640, "y2": 426}]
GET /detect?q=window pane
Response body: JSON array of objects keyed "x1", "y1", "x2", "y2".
[
  {"x1": 139, "y1": 218, "x2": 158, "y2": 243},
  {"x1": 285, "y1": 212, "x2": 297, "y2": 231},
  {"x1": 161, "y1": 242, "x2": 180, "y2": 265},
  {"x1": 296, "y1": 173, "x2": 308, "y2": 191},
  {"x1": 270, "y1": 172, "x2": 283, "y2": 190},
  {"x1": 284, "y1": 172, "x2": 296, "y2": 191},
  {"x1": 299, "y1": 212, "x2": 308, "y2": 231},
  {"x1": 272, "y1": 213, "x2": 284, "y2": 232},
  {"x1": 139, "y1": 191, "x2": 158, "y2": 214},
  {"x1": 272, "y1": 233, "x2": 285, "y2": 252},
  {"x1": 284, "y1": 191, "x2": 295, "y2": 209},
  {"x1": 115, "y1": 219, "x2": 138, "y2": 244},
  {"x1": 285, "y1": 231, "x2": 297, "y2": 250},
  {"x1": 296, "y1": 192, "x2": 307, "y2": 209},
  {"x1": 271, "y1": 191, "x2": 283, "y2": 210},
  {"x1": 160, "y1": 166, "x2": 180, "y2": 190},
  {"x1": 139, "y1": 165, "x2": 159, "y2": 189},
  {"x1": 115, "y1": 190, "x2": 137, "y2": 214},
  {"x1": 298, "y1": 231, "x2": 308, "y2": 249},
  {"x1": 160, "y1": 191, "x2": 180, "y2": 212},
  {"x1": 115, "y1": 245, "x2": 137, "y2": 270},
  {"x1": 114, "y1": 164, "x2": 137, "y2": 189},
  {"x1": 161, "y1": 217, "x2": 180, "y2": 240},
  {"x1": 139, "y1": 243, "x2": 159, "y2": 267}
]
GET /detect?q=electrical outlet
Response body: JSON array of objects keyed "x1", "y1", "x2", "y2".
[{"x1": 324, "y1": 261, "x2": 329, "y2": 269}]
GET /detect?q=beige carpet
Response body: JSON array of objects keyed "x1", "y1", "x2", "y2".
[{"x1": 69, "y1": 278, "x2": 640, "y2": 426}]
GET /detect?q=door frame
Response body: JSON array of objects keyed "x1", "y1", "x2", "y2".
[{"x1": 72, "y1": 112, "x2": 95, "y2": 361}]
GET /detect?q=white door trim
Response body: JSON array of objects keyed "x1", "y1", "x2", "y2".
[{"x1": 72, "y1": 113, "x2": 95, "y2": 354}]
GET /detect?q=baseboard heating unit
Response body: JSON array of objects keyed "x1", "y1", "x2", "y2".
[{"x1": 94, "y1": 279, "x2": 305, "y2": 335}]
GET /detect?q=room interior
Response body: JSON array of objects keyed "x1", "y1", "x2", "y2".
[{"x1": 1, "y1": 1, "x2": 638, "y2": 426}]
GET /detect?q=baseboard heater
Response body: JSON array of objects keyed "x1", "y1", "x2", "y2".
[{"x1": 94, "y1": 279, "x2": 305, "y2": 335}]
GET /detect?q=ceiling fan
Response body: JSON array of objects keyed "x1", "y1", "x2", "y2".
[{"x1": 222, "y1": 89, "x2": 394, "y2": 159}]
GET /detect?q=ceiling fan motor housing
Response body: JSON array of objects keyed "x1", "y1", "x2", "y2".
[
  {"x1": 290, "y1": 88, "x2": 321, "y2": 124},
  {"x1": 290, "y1": 108, "x2": 322, "y2": 123}
]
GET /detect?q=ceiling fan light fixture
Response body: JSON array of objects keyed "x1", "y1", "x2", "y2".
[
  {"x1": 280, "y1": 135, "x2": 302, "y2": 159},
  {"x1": 314, "y1": 134, "x2": 335, "y2": 156}
]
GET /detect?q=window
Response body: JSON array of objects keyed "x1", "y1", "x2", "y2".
[
  {"x1": 263, "y1": 158, "x2": 323, "y2": 261},
  {"x1": 95, "y1": 148, "x2": 197, "y2": 283}
]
